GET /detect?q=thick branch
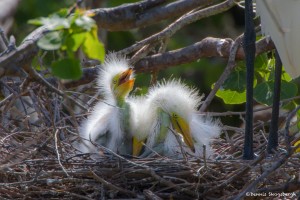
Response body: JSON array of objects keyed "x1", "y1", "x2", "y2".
[
  {"x1": 0, "y1": 0, "x2": 217, "y2": 76},
  {"x1": 118, "y1": 0, "x2": 236, "y2": 54},
  {"x1": 0, "y1": 27, "x2": 46, "y2": 76},
  {"x1": 135, "y1": 37, "x2": 274, "y2": 73},
  {"x1": 92, "y1": 0, "x2": 211, "y2": 31},
  {"x1": 58, "y1": 37, "x2": 275, "y2": 89}
]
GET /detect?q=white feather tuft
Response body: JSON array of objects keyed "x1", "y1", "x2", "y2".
[
  {"x1": 147, "y1": 79, "x2": 202, "y2": 120},
  {"x1": 128, "y1": 96, "x2": 155, "y2": 141}
]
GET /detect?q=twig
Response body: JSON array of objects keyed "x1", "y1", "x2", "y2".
[
  {"x1": 284, "y1": 105, "x2": 300, "y2": 152},
  {"x1": 27, "y1": 66, "x2": 87, "y2": 111},
  {"x1": 232, "y1": 149, "x2": 297, "y2": 200},
  {"x1": 90, "y1": 170, "x2": 137, "y2": 197},
  {"x1": 199, "y1": 34, "x2": 243, "y2": 112},
  {"x1": 168, "y1": 127, "x2": 188, "y2": 162},
  {"x1": 54, "y1": 129, "x2": 69, "y2": 177},
  {"x1": 200, "y1": 153, "x2": 265, "y2": 197},
  {"x1": 145, "y1": 169, "x2": 197, "y2": 197},
  {"x1": 144, "y1": 189, "x2": 163, "y2": 200}
]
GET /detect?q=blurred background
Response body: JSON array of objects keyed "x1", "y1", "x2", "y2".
[{"x1": 6, "y1": 0, "x2": 247, "y2": 127}]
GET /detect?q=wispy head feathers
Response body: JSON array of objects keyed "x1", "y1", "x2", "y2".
[
  {"x1": 147, "y1": 79, "x2": 203, "y2": 119},
  {"x1": 97, "y1": 54, "x2": 134, "y2": 99}
]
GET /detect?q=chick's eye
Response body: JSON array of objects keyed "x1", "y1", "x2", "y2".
[
  {"x1": 173, "y1": 113, "x2": 178, "y2": 118},
  {"x1": 113, "y1": 79, "x2": 117, "y2": 85}
]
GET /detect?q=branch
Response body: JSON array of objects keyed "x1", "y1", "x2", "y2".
[
  {"x1": 135, "y1": 37, "x2": 274, "y2": 73},
  {"x1": 0, "y1": 0, "x2": 218, "y2": 77},
  {"x1": 0, "y1": 26, "x2": 45, "y2": 76},
  {"x1": 118, "y1": 0, "x2": 236, "y2": 54},
  {"x1": 92, "y1": 0, "x2": 212, "y2": 31},
  {"x1": 55, "y1": 37, "x2": 274, "y2": 89}
]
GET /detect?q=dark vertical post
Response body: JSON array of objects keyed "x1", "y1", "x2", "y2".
[
  {"x1": 243, "y1": 0, "x2": 256, "y2": 160},
  {"x1": 267, "y1": 50, "x2": 282, "y2": 153}
]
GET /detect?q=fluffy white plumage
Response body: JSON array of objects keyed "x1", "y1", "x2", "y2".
[
  {"x1": 256, "y1": 0, "x2": 300, "y2": 78},
  {"x1": 79, "y1": 54, "x2": 134, "y2": 154},
  {"x1": 131, "y1": 79, "x2": 221, "y2": 157},
  {"x1": 128, "y1": 96, "x2": 154, "y2": 142}
]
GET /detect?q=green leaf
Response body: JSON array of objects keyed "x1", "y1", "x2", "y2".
[
  {"x1": 56, "y1": 8, "x2": 68, "y2": 18},
  {"x1": 75, "y1": 15, "x2": 95, "y2": 31},
  {"x1": 255, "y1": 53, "x2": 272, "y2": 80},
  {"x1": 51, "y1": 58, "x2": 82, "y2": 80},
  {"x1": 254, "y1": 53, "x2": 269, "y2": 70},
  {"x1": 28, "y1": 14, "x2": 70, "y2": 30},
  {"x1": 254, "y1": 81, "x2": 298, "y2": 105},
  {"x1": 216, "y1": 88, "x2": 246, "y2": 104},
  {"x1": 82, "y1": 28, "x2": 105, "y2": 62},
  {"x1": 37, "y1": 31, "x2": 63, "y2": 50},
  {"x1": 63, "y1": 32, "x2": 87, "y2": 52},
  {"x1": 223, "y1": 70, "x2": 247, "y2": 92},
  {"x1": 281, "y1": 70, "x2": 292, "y2": 82}
]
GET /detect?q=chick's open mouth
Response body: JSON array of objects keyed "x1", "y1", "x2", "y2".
[{"x1": 118, "y1": 68, "x2": 133, "y2": 86}]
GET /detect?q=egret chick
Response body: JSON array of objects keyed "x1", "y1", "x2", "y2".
[
  {"x1": 79, "y1": 54, "x2": 135, "y2": 155},
  {"x1": 132, "y1": 80, "x2": 221, "y2": 158}
]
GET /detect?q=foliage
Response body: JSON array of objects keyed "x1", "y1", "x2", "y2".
[
  {"x1": 216, "y1": 53, "x2": 298, "y2": 106},
  {"x1": 28, "y1": 8, "x2": 105, "y2": 80}
]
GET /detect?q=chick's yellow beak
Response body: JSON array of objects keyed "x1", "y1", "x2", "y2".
[
  {"x1": 171, "y1": 114, "x2": 195, "y2": 153},
  {"x1": 114, "y1": 68, "x2": 135, "y2": 98},
  {"x1": 132, "y1": 136, "x2": 144, "y2": 156}
]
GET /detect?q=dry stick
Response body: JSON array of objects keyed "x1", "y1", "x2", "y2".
[
  {"x1": 28, "y1": 89, "x2": 47, "y2": 125},
  {"x1": 27, "y1": 66, "x2": 87, "y2": 111},
  {"x1": 118, "y1": 0, "x2": 236, "y2": 55},
  {"x1": 59, "y1": 192, "x2": 93, "y2": 200},
  {"x1": 129, "y1": 42, "x2": 158, "y2": 65},
  {"x1": 232, "y1": 106, "x2": 300, "y2": 200},
  {"x1": 54, "y1": 129, "x2": 69, "y2": 177},
  {"x1": 168, "y1": 127, "x2": 188, "y2": 162},
  {"x1": 0, "y1": 93, "x2": 13, "y2": 107},
  {"x1": 87, "y1": 139, "x2": 151, "y2": 169},
  {"x1": 283, "y1": 105, "x2": 300, "y2": 152},
  {"x1": 0, "y1": 131, "x2": 52, "y2": 170},
  {"x1": 257, "y1": 179, "x2": 300, "y2": 193},
  {"x1": 200, "y1": 153, "x2": 265, "y2": 197},
  {"x1": 199, "y1": 34, "x2": 243, "y2": 112},
  {"x1": 144, "y1": 189, "x2": 163, "y2": 200},
  {"x1": 145, "y1": 169, "x2": 196, "y2": 197},
  {"x1": 232, "y1": 151, "x2": 296, "y2": 200},
  {"x1": 90, "y1": 170, "x2": 137, "y2": 197}
]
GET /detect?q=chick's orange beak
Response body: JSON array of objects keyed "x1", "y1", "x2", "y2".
[
  {"x1": 115, "y1": 68, "x2": 135, "y2": 98},
  {"x1": 118, "y1": 68, "x2": 133, "y2": 86}
]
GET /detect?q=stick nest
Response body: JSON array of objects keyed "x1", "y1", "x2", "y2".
[{"x1": 0, "y1": 80, "x2": 299, "y2": 200}]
